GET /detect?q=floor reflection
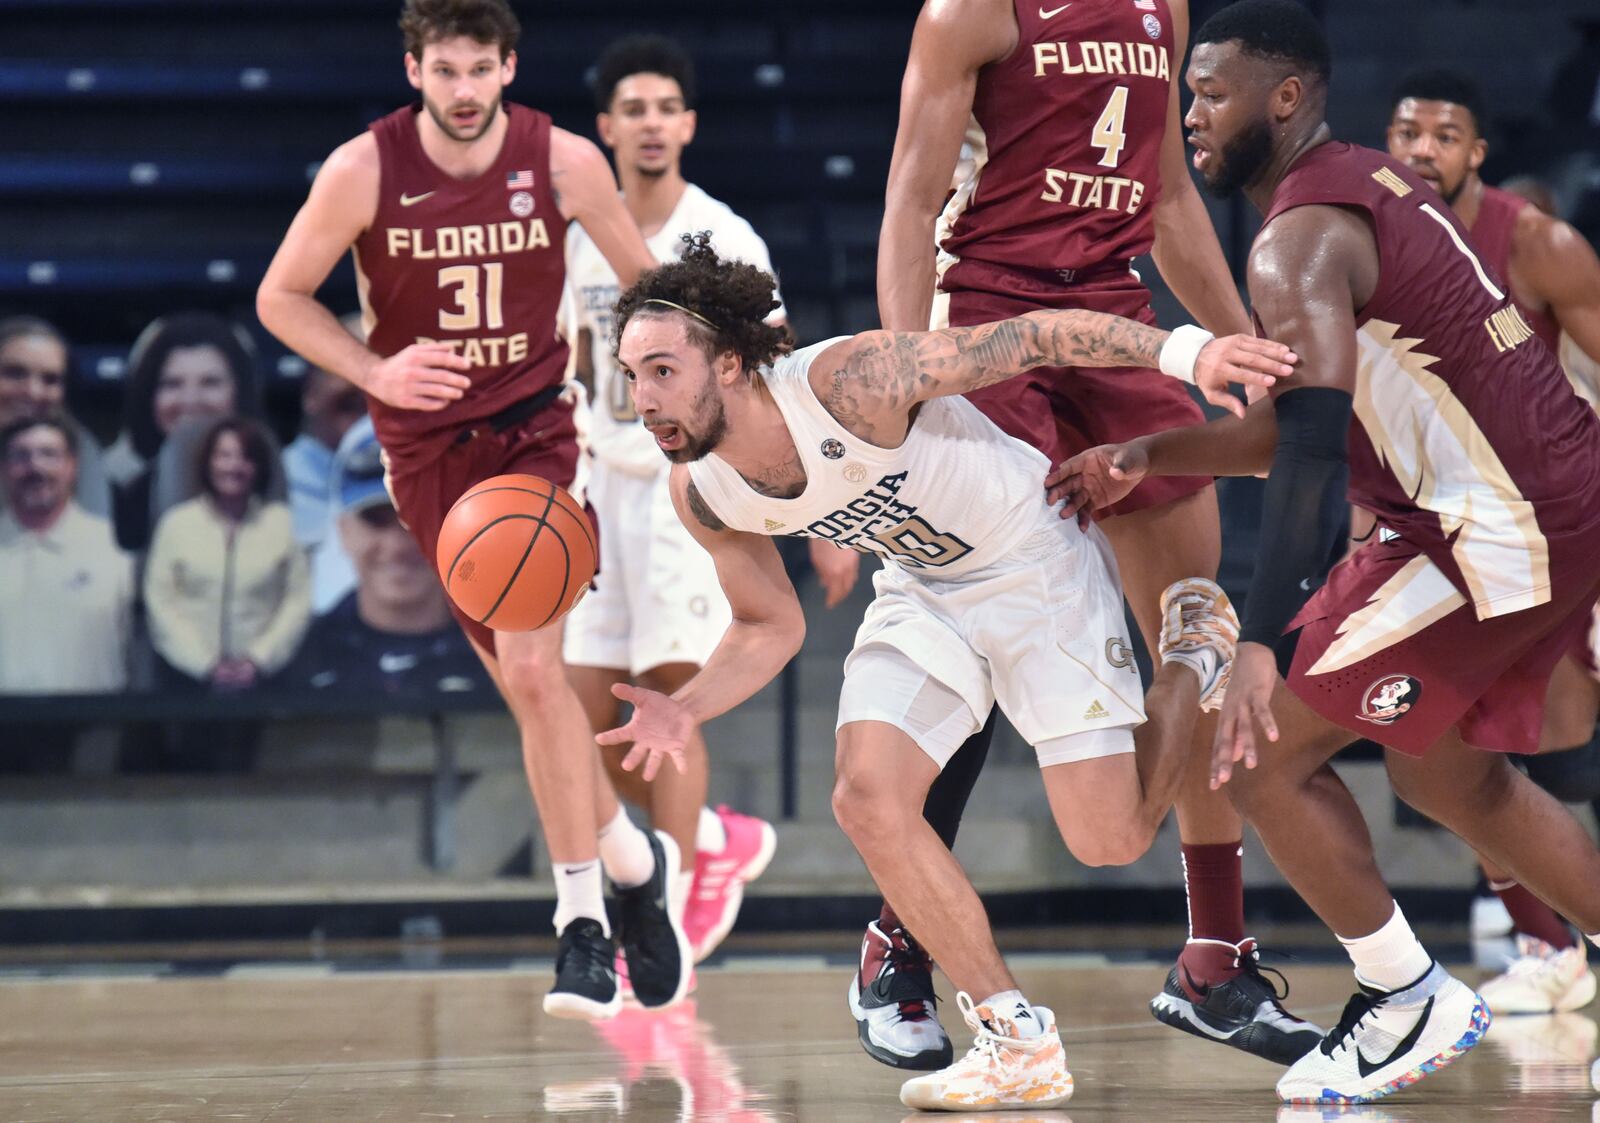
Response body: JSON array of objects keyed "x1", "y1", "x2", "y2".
[{"x1": 545, "y1": 998, "x2": 774, "y2": 1121}]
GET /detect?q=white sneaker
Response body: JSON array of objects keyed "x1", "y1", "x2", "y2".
[
  {"x1": 1471, "y1": 894, "x2": 1514, "y2": 939},
  {"x1": 1276, "y1": 964, "x2": 1490, "y2": 1104},
  {"x1": 1158, "y1": 578, "x2": 1239, "y2": 711},
  {"x1": 899, "y1": 992, "x2": 1074, "y2": 1111},
  {"x1": 1480, "y1": 936, "x2": 1597, "y2": 1015}
]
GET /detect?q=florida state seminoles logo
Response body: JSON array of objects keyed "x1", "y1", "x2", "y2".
[{"x1": 1359, "y1": 674, "x2": 1423, "y2": 725}]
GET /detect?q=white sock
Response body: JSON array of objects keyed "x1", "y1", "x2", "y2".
[
  {"x1": 597, "y1": 805, "x2": 656, "y2": 890},
  {"x1": 697, "y1": 806, "x2": 727, "y2": 854},
  {"x1": 1588, "y1": 932, "x2": 1600, "y2": 951},
  {"x1": 1338, "y1": 902, "x2": 1433, "y2": 994},
  {"x1": 674, "y1": 870, "x2": 694, "y2": 925},
  {"x1": 552, "y1": 859, "x2": 608, "y2": 937},
  {"x1": 979, "y1": 989, "x2": 1044, "y2": 1038}
]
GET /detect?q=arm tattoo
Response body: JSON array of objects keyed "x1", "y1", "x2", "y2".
[
  {"x1": 685, "y1": 481, "x2": 727, "y2": 532},
  {"x1": 819, "y1": 310, "x2": 1168, "y2": 439}
]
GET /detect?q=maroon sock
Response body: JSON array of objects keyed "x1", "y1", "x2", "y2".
[
  {"x1": 1491, "y1": 880, "x2": 1576, "y2": 949},
  {"x1": 1177, "y1": 841, "x2": 1246, "y2": 990}
]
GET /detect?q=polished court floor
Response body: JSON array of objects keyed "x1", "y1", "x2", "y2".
[{"x1": 0, "y1": 942, "x2": 1593, "y2": 1122}]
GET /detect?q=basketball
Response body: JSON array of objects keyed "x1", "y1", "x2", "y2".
[{"x1": 435, "y1": 474, "x2": 598, "y2": 633}]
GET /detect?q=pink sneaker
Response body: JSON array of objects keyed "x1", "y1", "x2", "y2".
[{"x1": 684, "y1": 806, "x2": 777, "y2": 962}]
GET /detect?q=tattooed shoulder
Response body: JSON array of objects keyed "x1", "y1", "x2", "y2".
[{"x1": 684, "y1": 481, "x2": 727, "y2": 532}]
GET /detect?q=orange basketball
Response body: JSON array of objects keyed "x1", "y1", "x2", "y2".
[{"x1": 436, "y1": 474, "x2": 597, "y2": 633}]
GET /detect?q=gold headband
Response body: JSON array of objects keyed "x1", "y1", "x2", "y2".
[{"x1": 642, "y1": 298, "x2": 720, "y2": 331}]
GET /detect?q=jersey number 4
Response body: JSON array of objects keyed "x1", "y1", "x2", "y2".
[
  {"x1": 438, "y1": 263, "x2": 505, "y2": 331},
  {"x1": 1092, "y1": 86, "x2": 1130, "y2": 168}
]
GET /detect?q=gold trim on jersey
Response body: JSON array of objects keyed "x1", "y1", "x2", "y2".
[
  {"x1": 1353, "y1": 319, "x2": 1551, "y2": 618},
  {"x1": 931, "y1": 115, "x2": 991, "y2": 326},
  {"x1": 1305, "y1": 552, "x2": 1466, "y2": 675}
]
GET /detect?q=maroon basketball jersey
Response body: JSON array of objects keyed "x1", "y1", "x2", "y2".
[
  {"x1": 353, "y1": 103, "x2": 567, "y2": 456},
  {"x1": 1260, "y1": 142, "x2": 1600, "y2": 620},
  {"x1": 937, "y1": 0, "x2": 1175, "y2": 298},
  {"x1": 1465, "y1": 184, "x2": 1561, "y2": 351}
]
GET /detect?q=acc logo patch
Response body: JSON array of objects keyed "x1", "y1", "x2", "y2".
[
  {"x1": 1143, "y1": 13, "x2": 1162, "y2": 38},
  {"x1": 509, "y1": 190, "x2": 535, "y2": 218},
  {"x1": 1358, "y1": 674, "x2": 1423, "y2": 725},
  {"x1": 820, "y1": 438, "x2": 846, "y2": 460}
]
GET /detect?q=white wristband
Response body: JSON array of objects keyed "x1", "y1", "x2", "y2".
[{"x1": 1158, "y1": 324, "x2": 1214, "y2": 384}]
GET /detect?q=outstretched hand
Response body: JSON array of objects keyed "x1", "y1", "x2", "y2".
[
  {"x1": 595, "y1": 683, "x2": 695, "y2": 781},
  {"x1": 1193, "y1": 335, "x2": 1297, "y2": 418},
  {"x1": 1210, "y1": 642, "x2": 1281, "y2": 788},
  {"x1": 1044, "y1": 441, "x2": 1150, "y2": 526}
]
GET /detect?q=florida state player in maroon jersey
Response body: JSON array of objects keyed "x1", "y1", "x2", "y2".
[
  {"x1": 1052, "y1": 0, "x2": 1600, "y2": 1103},
  {"x1": 257, "y1": 0, "x2": 688, "y2": 1022},
  {"x1": 868, "y1": 0, "x2": 1319, "y2": 1070},
  {"x1": 1386, "y1": 67, "x2": 1600, "y2": 1017}
]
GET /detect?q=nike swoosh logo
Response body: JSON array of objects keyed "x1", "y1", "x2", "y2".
[
  {"x1": 1039, "y1": 2, "x2": 1071, "y2": 17},
  {"x1": 1181, "y1": 964, "x2": 1212, "y2": 1000},
  {"x1": 399, "y1": 191, "x2": 436, "y2": 207},
  {"x1": 1356, "y1": 995, "x2": 1433, "y2": 1078}
]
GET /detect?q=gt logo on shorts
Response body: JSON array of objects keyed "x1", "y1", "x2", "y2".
[
  {"x1": 1105, "y1": 637, "x2": 1134, "y2": 668},
  {"x1": 1358, "y1": 674, "x2": 1423, "y2": 725}
]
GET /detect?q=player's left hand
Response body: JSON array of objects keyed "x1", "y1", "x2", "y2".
[
  {"x1": 808, "y1": 539, "x2": 861, "y2": 608},
  {"x1": 1193, "y1": 335, "x2": 1297, "y2": 418},
  {"x1": 1211, "y1": 642, "x2": 1280, "y2": 788},
  {"x1": 596, "y1": 683, "x2": 694, "y2": 781}
]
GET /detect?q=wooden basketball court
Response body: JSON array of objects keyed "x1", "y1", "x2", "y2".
[{"x1": 0, "y1": 946, "x2": 1590, "y2": 1121}]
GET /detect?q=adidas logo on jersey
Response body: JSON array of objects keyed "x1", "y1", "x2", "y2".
[
  {"x1": 1083, "y1": 699, "x2": 1111, "y2": 720},
  {"x1": 764, "y1": 518, "x2": 785, "y2": 531}
]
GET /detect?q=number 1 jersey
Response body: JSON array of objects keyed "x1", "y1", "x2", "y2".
[
  {"x1": 353, "y1": 103, "x2": 568, "y2": 456},
  {"x1": 937, "y1": 0, "x2": 1175, "y2": 299},
  {"x1": 1260, "y1": 142, "x2": 1600, "y2": 621}
]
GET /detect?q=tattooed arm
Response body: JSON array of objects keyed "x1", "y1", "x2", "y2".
[
  {"x1": 809, "y1": 310, "x2": 1296, "y2": 438},
  {"x1": 643, "y1": 466, "x2": 806, "y2": 729}
]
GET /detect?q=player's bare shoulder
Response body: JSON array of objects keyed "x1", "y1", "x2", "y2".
[
  {"x1": 670, "y1": 464, "x2": 728, "y2": 536},
  {"x1": 918, "y1": 0, "x2": 1018, "y2": 63},
  {"x1": 1249, "y1": 205, "x2": 1377, "y2": 310},
  {"x1": 297, "y1": 131, "x2": 382, "y2": 239},
  {"x1": 806, "y1": 333, "x2": 919, "y2": 446}
]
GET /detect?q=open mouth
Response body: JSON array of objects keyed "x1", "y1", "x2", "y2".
[
  {"x1": 651, "y1": 423, "x2": 684, "y2": 452},
  {"x1": 450, "y1": 107, "x2": 481, "y2": 130}
]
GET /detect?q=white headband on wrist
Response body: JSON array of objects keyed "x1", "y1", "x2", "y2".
[{"x1": 1158, "y1": 324, "x2": 1215, "y2": 385}]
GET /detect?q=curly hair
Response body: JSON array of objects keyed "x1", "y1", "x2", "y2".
[
  {"x1": 612, "y1": 232, "x2": 791, "y2": 377},
  {"x1": 399, "y1": 0, "x2": 520, "y2": 61}
]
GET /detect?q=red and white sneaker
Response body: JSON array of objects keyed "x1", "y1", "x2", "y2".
[
  {"x1": 849, "y1": 920, "x2": 953, "y2": 1070},
  {"x1": 684, "y1": 805, "x2": 777, "y2": 962}
]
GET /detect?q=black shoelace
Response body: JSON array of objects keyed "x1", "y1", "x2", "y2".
[
  {"x1": 1237, "y1": 945, "x2": 1296, "y2": 1005},
  {"x1": 1320, "y1": 990, "x2": 1385, "y2": 1058},
  {"x1": 882, "y1": 929, "x2": 938, "y2": 1019}
]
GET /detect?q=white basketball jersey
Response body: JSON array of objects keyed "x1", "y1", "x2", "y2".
[
  {"x1": 687, "y1": 339, "x2": 1061, "y2": 581},
  {"x1": 564, "y1": 183, "x2": 786, "y2": 475}
]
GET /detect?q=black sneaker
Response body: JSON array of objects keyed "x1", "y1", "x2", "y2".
[
  {"x1": 846, "y1": 920, "x2": 953, "y2": 1070},
  {"x1": 1149, "y1": 937, "x2": 1324, "y2": 1064},
  {"x1": 614, "y1": 830, "x2": 692, "y2": 1009},
  {"x1": 543, "y1": 917, "x2": 620, "y2": 1021}
]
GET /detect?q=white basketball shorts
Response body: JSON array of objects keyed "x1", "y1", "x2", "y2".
[
  {"x1": 836, "y1": 519, "x2": 1144, "y2": 770},
  {"x1": 563, "y1": 457, "x2": 731, "y2": 674}
]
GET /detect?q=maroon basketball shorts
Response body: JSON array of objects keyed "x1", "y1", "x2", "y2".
[
  {"x1": 1286, "y1": 531, "x2": 1600, "y2": 756},
  {"x1": 384, "y1": 394, "x2": 594, "y2": 653},
  {"x1": 942, "y1": 279, "x2": 1211, "y2": 518}
]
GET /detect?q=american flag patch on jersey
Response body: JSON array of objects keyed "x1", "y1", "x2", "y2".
[
  {"x1": 1134, "y1": 0, "x2": 1157, "y2": 8},
  {"x1": 506, "y1": 169, "x2": 534, "y2": 190}
]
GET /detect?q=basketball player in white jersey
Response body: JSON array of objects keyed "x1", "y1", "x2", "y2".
[
  {"x1": 562, "y1": 36, "x2": 859, "y2": 966},
  {"x1": 596, "y1": 235, "x2": 1294, "y2": 1109}
]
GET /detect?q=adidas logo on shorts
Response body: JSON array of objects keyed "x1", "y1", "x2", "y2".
[{"x1": 1083, "y1": 699, "x2": 1111, "y2": 720}]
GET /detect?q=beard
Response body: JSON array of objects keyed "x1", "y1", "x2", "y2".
[
  {"x1": 661, "y1": 381, "x2": 728, "y2": 463},
  {"x1": 1202, "y1": 117, "x2": 1277, "y2": 198},
  {"x1": 422, "y1": 90, "x2": 501, "y2": 143}
]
